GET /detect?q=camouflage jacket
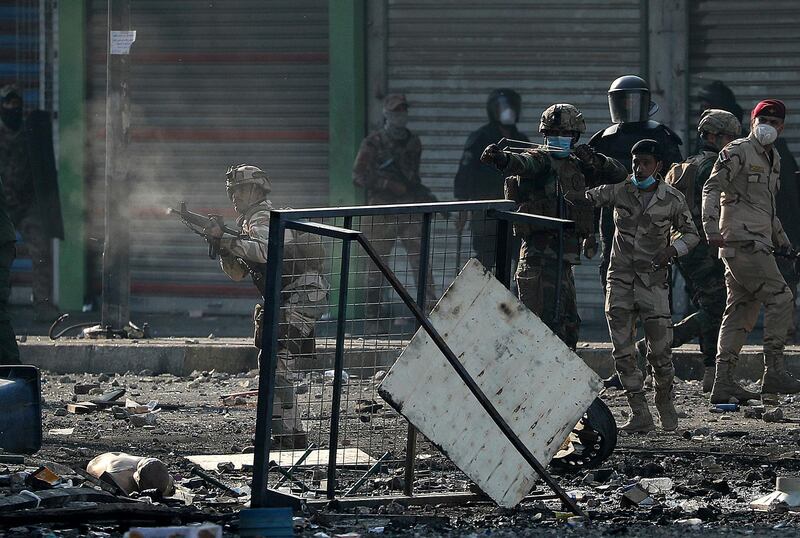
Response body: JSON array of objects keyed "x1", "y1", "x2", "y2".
[
  {"x1": 218, "y1": 201, "x2": 329, "y2": 297},
  {"x1": 664, "y1": 145, "x2": 717, "y2": 235},
  {"x1": 0, "y1": 122, "x2": 33, "y2": 223},
  {"x1": 702, "y1": 132, "x2": 790, "y2": 251},
  {"x1": 586, "y1": 180, "x2": 699, "y2": 286},
  {"x1": 353, "y1": 128, "x2": 428, "y2": 205},
  {"x1": 501, "y1": 149, "x2": 627, "y2": 264}
]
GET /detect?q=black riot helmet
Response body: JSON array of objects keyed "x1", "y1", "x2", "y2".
[
  {"x1": 698, "y1": 80, "x2": 744, "y2": 123},
  {"x1": 607, "y1": 75, "x2": 659, "y2": 124},
  {"x1": 486, "y1": 88, "x2": 522, "y2": 125}
]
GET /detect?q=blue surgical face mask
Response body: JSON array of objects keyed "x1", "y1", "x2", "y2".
[
  {"x1": 631, "y1": 174, "x2": 657, "y2": 189},
  {"x1": 547, "y1": 136, "x2": 572, "y2": 158}
]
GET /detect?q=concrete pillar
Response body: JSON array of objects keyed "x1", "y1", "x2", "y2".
[
  {"x1": 647, "y1": 0, "x2": 690, "y2": 146},
  {"x1": 328, "y1": 1, "x2": 365, "y2": 207},
  {"x1": 58, "y1": 0, "x2": 87, "y2": 310}
]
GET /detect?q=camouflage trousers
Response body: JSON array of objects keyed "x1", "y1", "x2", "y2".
[
  {"x1": 16, "y1": 212, "x2": 53, "y2": 306},
  {"x1": 673, "y1": 240, "x2": 727, "y2": 366},
  {"x1": 362, "y1": 214, "x2": 436, "y2": 319},
  {"x1": 717, "y1": 242, "x2": 793, "y2": 363},
  {"x1": 516, "y1": 257, "x2": 579, "y2": 349},
  {"x1": 254, "y1": 277, "x2": 329, "y2": 437},
  {"x1": 606, "y1": 272, "x2": 674, "y2": 393}
]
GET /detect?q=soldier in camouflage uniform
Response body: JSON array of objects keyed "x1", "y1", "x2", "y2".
[
  {"x1": 659, "y1": 109, "x2": 742, "y2": 392},
  {"x1": 480, "y1": 104, "x2": 627, "y2": 349},
  {"x1": 0, "y1": 177, "x2": 19, "y2": 363},
  {"x1": 586, "y1": 139, "x2": 699, "y2": 432},
  {"x1": 205, "y1": 164, "x2": 330, "y2": 449},
  {"x1": 353, "y1": 94, "x2": 436, "y2": 329},
  {"x1": 702, "y1": 99, "x2": 800, "y2": 403},
  {"x1": 0, "y1": 85, "x2": 61, "y2": 321}
]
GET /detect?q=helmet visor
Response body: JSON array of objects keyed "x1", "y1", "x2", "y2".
[{"x1": 608, "y1": 91, "x2": 648, "y2": 123}]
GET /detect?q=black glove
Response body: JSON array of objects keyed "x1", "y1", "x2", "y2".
[
  {"x1": 480, "y1": 144, "x2": 509, "y2": 170},
  {"x1": 574, "y1": 144, "x2": 598, "y2": 167}
]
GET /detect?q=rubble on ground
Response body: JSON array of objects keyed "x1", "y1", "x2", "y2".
[{"x1": 3, "y1": 369, "x2": 800, "y2": 536}]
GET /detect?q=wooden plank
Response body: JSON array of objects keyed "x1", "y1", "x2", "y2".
[
  {"x1": 378, "y1": 259, "x2": 603, "y2": 508},
  {"x1": 186, "y1": 448, "x2": 375, "y2": 471}
]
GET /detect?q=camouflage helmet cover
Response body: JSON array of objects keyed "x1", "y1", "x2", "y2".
[
  {"x1": 539, "y1": 104, "x2": 586, "y2": 134},
  {"x1": 225, "y1": 164, "x2": 271, "y2": 197},
  {"x1": 698, "y1": 108, "x2": 741, "y2": 137}
]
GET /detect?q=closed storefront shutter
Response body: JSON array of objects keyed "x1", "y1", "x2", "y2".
[
  {"x1": 87, "y1": 0, "x2": 329, "y2": 313},
  {"x1": 384, "y1": 0, "x2": 643, "y2": 325},
  {"x1": 689, "y1": 0, "x2": 800, "y2": 157}
]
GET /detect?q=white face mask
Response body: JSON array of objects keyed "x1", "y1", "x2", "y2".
[
  {"x1": 499, "y1": 106, "x2": 517, "y2": 126},
  {"x1": 753, "y1": 122, "x2": 778, "y2": 145}
]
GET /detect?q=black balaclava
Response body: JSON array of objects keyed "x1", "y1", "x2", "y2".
[{"x1": 0, "y1": 87, "x2": 23, "y2": 131}]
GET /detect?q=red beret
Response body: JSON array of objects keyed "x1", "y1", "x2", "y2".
[{"x1": 751, "y1": 99, "x2": 786, "y2": 120}]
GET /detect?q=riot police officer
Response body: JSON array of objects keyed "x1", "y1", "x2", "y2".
[
  {"x1": 454, "y1": 89, "x2": 529, "y2": 269},
  {"x1": 588, "y1": 75, "x2": 684, "y2": 291}
]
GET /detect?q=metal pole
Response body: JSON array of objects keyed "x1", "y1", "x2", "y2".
[
  {"x1": 494, "y1": 219, "x2": 512, "y2": 289},
  {"x1": 403, "y1": 212, "x2": 431, "y2": 497},
  {"x1": 327, "y1": 216, "x2": 353, "y2": 499},
  {"x1": 554, "y1": 183, "x2": 564, "y2": 323},
  {"x1": 356, "y1": 234, "x2": 587, "y2": 518},
  {"x1": 101, "y1": 0, "x2": 131, "y2": 329},
  {"x1": 252, "y1": 212, "x2": 287, "y2": 508}
]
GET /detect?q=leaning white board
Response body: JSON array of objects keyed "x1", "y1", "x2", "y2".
[{"x1": 378, "y1": 258, "x2": 603, "y2": 508}]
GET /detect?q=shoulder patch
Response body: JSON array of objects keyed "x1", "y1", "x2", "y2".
[{"x1": 719, "y1": 149, "x2": 731, "y2": 163}]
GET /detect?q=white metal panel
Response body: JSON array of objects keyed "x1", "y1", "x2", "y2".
[{"x1": 379, "y1": 258, "x2": 603, "y2": 507}]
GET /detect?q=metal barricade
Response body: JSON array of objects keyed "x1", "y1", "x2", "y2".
[{"x1": 248, "y1": 200, "x2": 577, "y2": 512}]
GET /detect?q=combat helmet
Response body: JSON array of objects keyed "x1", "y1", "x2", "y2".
[
  {"x1": 698, "y1": 108, "x2": 741, "y2": 137},
  {"x1": 539, "y1": 104, "x2": 586, "y2": 134},
  {"x1": 225, "y1": 164, "x2": 271, "y2": 199}
]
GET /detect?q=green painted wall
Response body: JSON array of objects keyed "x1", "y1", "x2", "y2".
[
  {"x1": 329, "y1": 1, "x2": 365, "y2": 206},
  {"x1": 57, "y1": 0, "x2": 86, "y2": 310}
]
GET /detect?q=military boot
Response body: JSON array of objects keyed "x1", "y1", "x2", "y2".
[
  {"x1": 654, "y1": 386, "x2": 679, "y2": 431},
  {"x1": 619, "y1": 392, "x2": 655, "y2": 433},
  {"x1": 710, "y1": 361, "x2": 759, "y2": 404},
  {"x1": 761, "y1": 353, "x2": 800, "y2": 395},
  {"x1": 702, "y1": 366, "x2": 715, "y2": 393}
]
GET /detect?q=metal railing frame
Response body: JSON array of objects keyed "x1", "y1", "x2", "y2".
[{"x1": 249, "y1": 200, "x2": 580, "y2": 515}]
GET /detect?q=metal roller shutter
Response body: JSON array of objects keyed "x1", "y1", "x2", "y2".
[
  {"x1": 689, "y1": 0, "x2": 800, "y2": 156},
  {"x1": 87, "y1": 0, "x2": 329, "y2": 313},
  {"x1": 384, "y1": 0, "x2": 643, "y2": 327}
]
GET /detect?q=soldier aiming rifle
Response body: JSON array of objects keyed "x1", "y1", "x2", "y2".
[{"x1": 172, "y1": 164, "x2": 330, "y2": 449}]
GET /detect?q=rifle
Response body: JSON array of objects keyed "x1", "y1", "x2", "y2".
[
  {"x1": 169, "y1": 202, "x2": 242, "y2": 259},
  {"x1": 378, "y1": 158, "x2": 438, "y2": 203}
]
